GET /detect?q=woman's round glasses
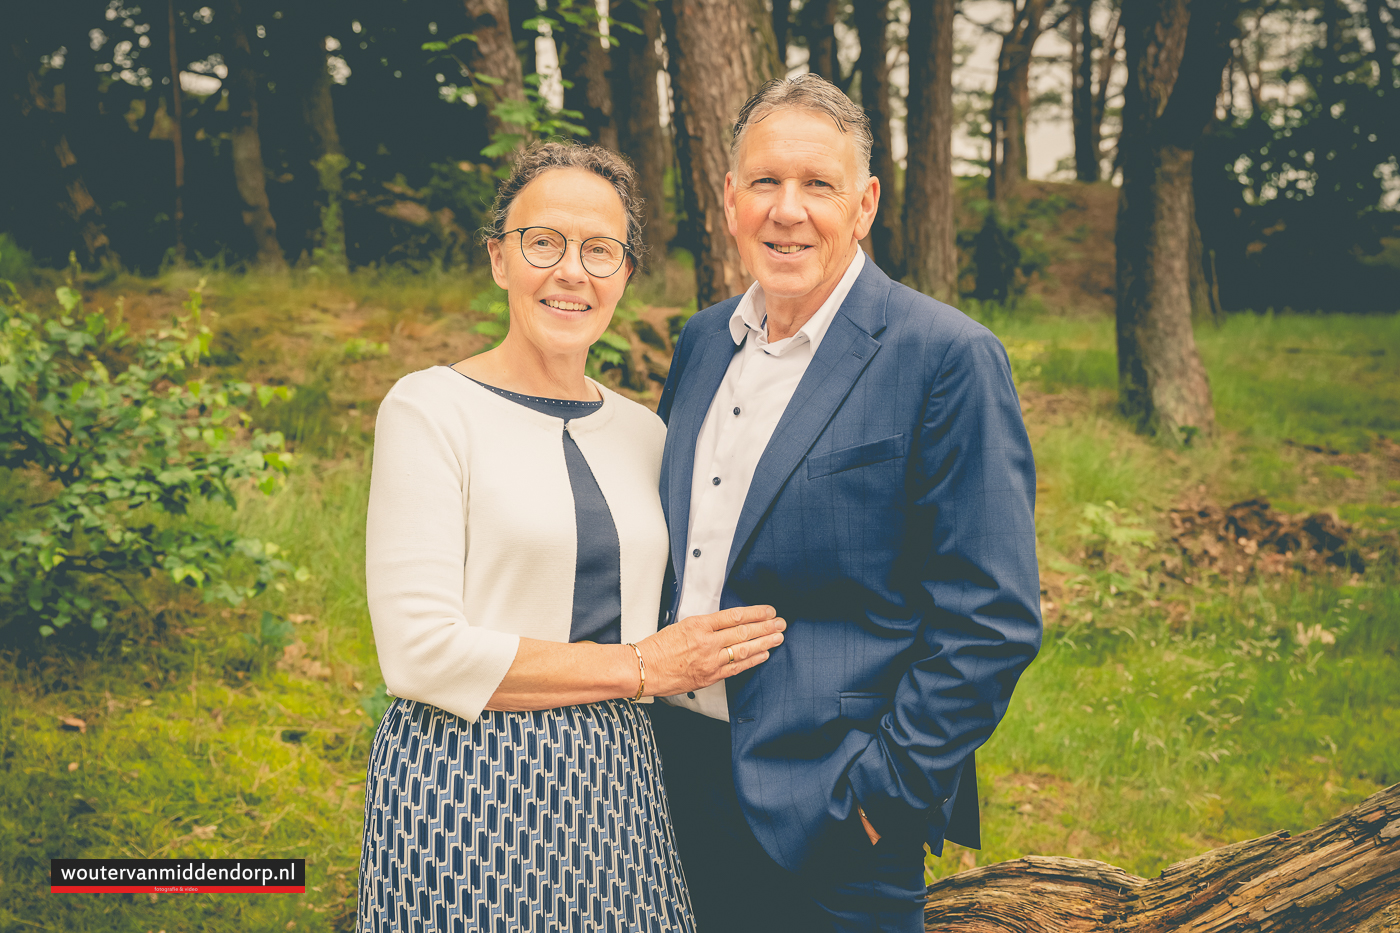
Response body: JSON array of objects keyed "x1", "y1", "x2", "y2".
[{"x1": 499, "y1": 226, "x2": 630, "y2": 278}]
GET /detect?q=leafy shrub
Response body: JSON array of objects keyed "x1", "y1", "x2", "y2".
[
  {"x1": 0, "y1": 281, "x2": 304, "y2": 640},
  {"x1": 341, "y1": 337, "x2": 389, "y2": 361},
  {"x1": 0, "y1": 233, "x2": 34, "y2": 283}
]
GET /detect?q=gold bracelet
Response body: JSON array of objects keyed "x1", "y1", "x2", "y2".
[{"x1": 625, "y1": 643, "x2": 645, "y2": 702}]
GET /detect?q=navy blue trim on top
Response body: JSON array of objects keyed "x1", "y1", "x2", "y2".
[{"x1": 450, "y1": 369, "x2": 622, "y2": 645}]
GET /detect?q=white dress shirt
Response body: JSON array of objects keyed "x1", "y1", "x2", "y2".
[{"x1": 666, "y1": 247, "x2": 867, "y2": 720}]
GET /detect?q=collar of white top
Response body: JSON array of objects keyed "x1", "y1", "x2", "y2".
[
  {"x1": 438, "y1": 366, "x2": 617, "y2": 434},
  {"x1": 727, "y1": 247, "x2": 866, "y2": 357}
]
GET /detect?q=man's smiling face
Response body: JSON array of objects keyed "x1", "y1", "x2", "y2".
[{"x1": 724, "y1": 108, "x2": 878, "y2": 317}]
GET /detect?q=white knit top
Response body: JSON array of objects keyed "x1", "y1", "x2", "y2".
[{"x1": 365, "y1": 366, "x2": 669, "y2": 720}]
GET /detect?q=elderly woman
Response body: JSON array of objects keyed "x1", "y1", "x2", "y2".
[{"x1": 357, "y1": 141, "x2": 786, "y2": 932}]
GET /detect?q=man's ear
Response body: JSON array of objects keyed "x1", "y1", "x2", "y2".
[
  {"x1": 724, "y1": 171, "x2": 739, "y2": 238},
  {"x1": 487, "y1": 238, "x2": 510, "y2": 291},
  {"x1": 854, "y1": 175, "x2": 881, "y2": 242}
]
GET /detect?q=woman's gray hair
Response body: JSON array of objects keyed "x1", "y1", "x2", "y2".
[
  {"x1": 731, "y1": 74, "x2": 873, "y2": 179},
  {"x1": 482, "y1": 140, "x2": 648, "y2": 271}
]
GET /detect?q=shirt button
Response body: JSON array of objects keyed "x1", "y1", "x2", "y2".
[
  {"x1": 692, "y1": 548, "x2": 701, "y2": 558},
  {"x1": 733, "y1": 407, "x2": 741, "y2": 416},
  {"x1": 712, "y1": 477, "x2": 721, "y2": 485},
  {"x1": 687, "y1": 692, "x2": 696, "y2": 699}
]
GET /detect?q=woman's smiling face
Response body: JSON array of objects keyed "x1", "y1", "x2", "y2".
[{"x1": 487, "y1": 167, "x2": 633, "y2": 361}]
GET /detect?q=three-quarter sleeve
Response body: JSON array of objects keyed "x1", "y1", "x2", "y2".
[{"x1": 365, "y1": 383, "x2": 520, "y2": 721}]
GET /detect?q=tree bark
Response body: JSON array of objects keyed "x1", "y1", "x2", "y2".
[
  {"x1": 559, "y1": 7, "x2": 617, "y2": 150},
  {"x1": 803, "y1": 0, "x2": 840, "y2": 83},
  {"x1": 227, "y1": 0, "x2": 287, "y2": 271},
  {"x1": 659, "y1": 0, "x2": 780, "y2": 308},
  {"x1": 921, "y1": 781, "x2": 1400, "y2": 932},
  {"x1": 903, "y1": 0, "x2": 957, "y2": 301},
  {"x1": 1114, "y1": 0, "x2": 1237, "y2": 445},
  {"x1": 988, "y1": 0, "x2": 1047, "y2": 203},
  {"x1": 772, "y1": 0, "x2": 792, "y2": 69},
  {"x1": 610, "y1": 0, "x2": 673, "y2": 260},
  {"x1": 854, "y1": 0, "x2": 901, "y2": 276},
  {"x1": 1093, "y1": 9, "x2": 1122, "y2": 163},
  {"x1": 167, "y1": 0, "x2": 186, "y2": 262},
  {"x1": 463, "y1": 0, "x2": 531, "y2": 154},
  {"x1": 1071, "y1": 0, "x2": 1099, "y2": 182}
]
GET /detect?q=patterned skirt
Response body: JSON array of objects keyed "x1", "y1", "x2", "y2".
[{"x1": 357, "y1": 697, "x2": 695, "y2": 933}]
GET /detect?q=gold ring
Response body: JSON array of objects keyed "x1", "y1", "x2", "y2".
[{"x1": 726, "y1": 645, "x2": 736, "y2": 664}]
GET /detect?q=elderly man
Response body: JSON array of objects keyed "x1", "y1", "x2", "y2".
[{"x1": 649, "y1": 74, "x2": 1042, "y2": 932}]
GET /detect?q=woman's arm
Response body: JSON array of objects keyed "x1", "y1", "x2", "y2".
[
  {"x1": 486, "y1": 605, "x2": 786, "y2": 711},
  {"x1": 368, "y1": 376, "x2": 785, "y2": 719}
]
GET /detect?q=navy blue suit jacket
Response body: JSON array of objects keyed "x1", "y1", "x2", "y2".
[{"x1": 656, "y1": 258, "x2": 1042, "y2": 873}]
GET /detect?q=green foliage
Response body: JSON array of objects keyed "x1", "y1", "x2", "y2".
[
  {"x1": 1196, "y1": 3, "x2": 1400, "y2": 312},
  {"x1": 0, "y1": 281, "x2": 304, "y2": 639},
  {"x1": 341, "y1": 337, "x2": 389, "y2": 362},
  {"x1": 1057, "y1": 501, "x2": 1159, "y2": 614},
  {"x1": 958, "y1": 193, "x2": 1070, "y2": 304},
  {"x1": 422, "y1": 36, "x2": 588, "y2": 162},
  {"x1": 973, "y1": 572, "x2": 1400, "y2": 878},
  {"x1": 423, "y1": 160, "x2": 497, "y2": 240},
  {"x1": 310, "y1": 154, "x2": 351, "y2": 274},
  {"x1": 0, "y1": 233, "x2": 34, "y2": 283}
]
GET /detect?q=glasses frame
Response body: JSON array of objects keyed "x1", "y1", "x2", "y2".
[{"x1": 497, "y1": 226, "x2": 633, "y2": 278}]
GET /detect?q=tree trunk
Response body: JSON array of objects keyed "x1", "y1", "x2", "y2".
[
  {"x1": 803, "y1": 0, "x2": 840, "y2": 83},
  {"x1": 300, "y1": 51, "x2": 343, "y2": 161},
  {"x1": 227, "y1": 0, "x2": 286, "y2": 271},
  {"x1": 610, "y1": 0, "x2": 673, "y2": 260},
  {"x1": 274, "y1": 2, "x2": 347, "y2": 271},
  {"x1": 659, "y1": 0, "x2": 780, "y2": 308},
  {"x1": 167, "y1": 0, "x2": 186, "y2": 262},
  {"x1": 1093, "y1": 9, "x2": 1122, "y2": 163},
  {"x1": 903, "y1": 0, "x2": 957, "y2": 302},
  {"x1": 1071, "y1": 0, "x2": 1099, "y2": 182},
  {"x1": 7, "y1": 16, "x2": 116, "y2": 268},
  {"x1": 1114, "y1": 0, "x2": 1237, "y2": 445},
  {"x1": 772, "y1": 0, "x2": 792, "y2": 69},
  {"x1": 37, "y1": 53, "x2": 115, "y2": 267},
  {"x1": 921, "y1": 781, "x2": 1400, "y2": 932},
  {"x1": 559, "y1": 7, "x2": 616, "y2": 150},
  {"x1": 854, "y1": 0, "x2": 901, "y2": 276},
  {"x1": 988, "y1": 0, "x2": 1047, "y2": 202},
  {"x1": 463, "y1": 0, "x2": 531, "y2": 154}
]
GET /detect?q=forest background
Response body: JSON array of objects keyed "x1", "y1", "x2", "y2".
[{"x1": 1, "y1": 0, "x2": 1398, "y2": 930}]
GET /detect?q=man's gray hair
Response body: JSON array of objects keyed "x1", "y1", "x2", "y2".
[{"x1": 731, "y1": 73, "x2": 873, "y2": 179}]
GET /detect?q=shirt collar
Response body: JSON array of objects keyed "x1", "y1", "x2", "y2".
[{"x1": 727, "y1": 247, "x2": 866, "y2": 356}]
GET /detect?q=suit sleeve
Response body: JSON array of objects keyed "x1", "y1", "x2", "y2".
[{"x1": 845, "y1": 324, "x2": 1042, "y2": 835}]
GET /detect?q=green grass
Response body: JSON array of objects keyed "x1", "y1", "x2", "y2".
[
  {"x1": 958, "y1": 571, "x2": 1400, "y2": 879},
  {"x1": 0, "y1": 463, "x2": 378, "y2": 932},
  {"x1": 2, "y1": 276, "x2": 1397, "y2": 928}
]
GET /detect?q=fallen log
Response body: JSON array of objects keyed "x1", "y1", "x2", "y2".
[{"x1": 924, "y1": 782, "x2": 1400, "y2": 932}]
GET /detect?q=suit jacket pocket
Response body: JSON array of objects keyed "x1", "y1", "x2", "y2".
[
  {"x1": 806, "y1": 434, "x2": 908, "y2": 479},
  {"x1": 838, "y1": 691, "x2": 888, "y2": 724}
]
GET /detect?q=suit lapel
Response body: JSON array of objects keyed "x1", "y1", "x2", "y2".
[
  {"x1": 723, "y1": 262, "x2": 893, "y2": 580},
  {"x1": 666, "y1": 325, "x2": 742, "y2": 578}
]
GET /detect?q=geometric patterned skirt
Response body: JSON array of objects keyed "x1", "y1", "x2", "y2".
[{"x1": 357, "y1": 697, "x2": 696, "y2": 933}]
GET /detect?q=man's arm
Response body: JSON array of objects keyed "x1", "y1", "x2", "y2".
[{"x1": 845, "y1": 323, "x2": 1043, "y2": 836}]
